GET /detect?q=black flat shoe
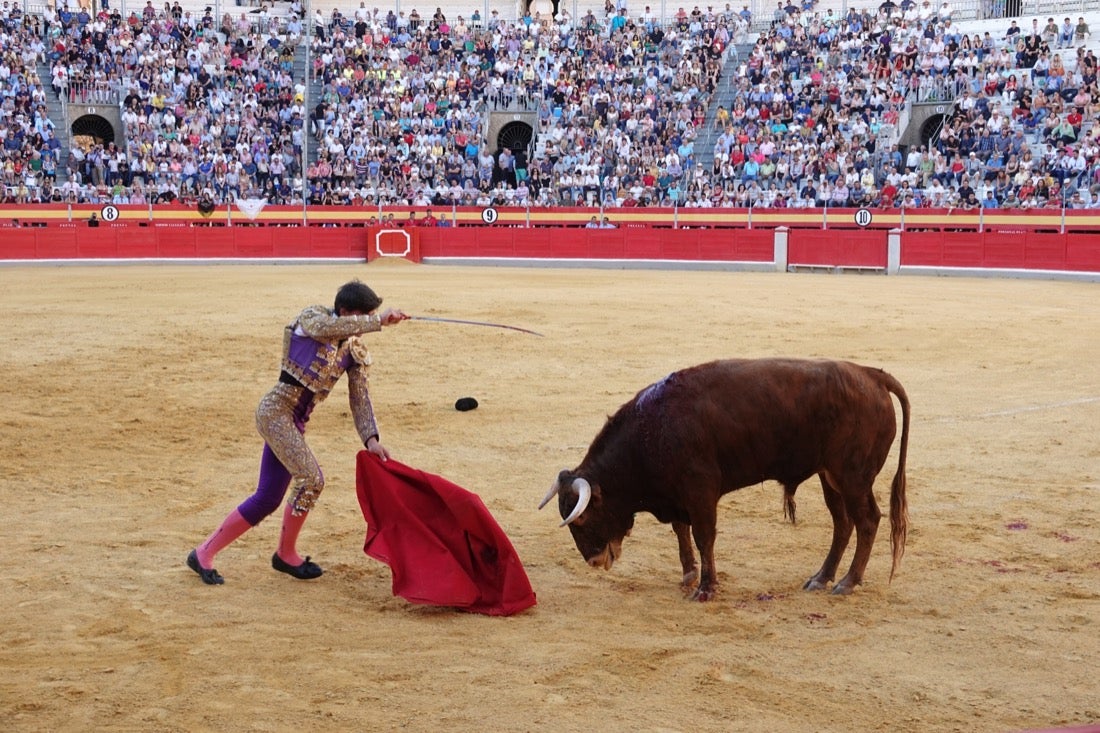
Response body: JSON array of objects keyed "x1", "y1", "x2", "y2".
[
  {"x1": 271, "y1": 553, "x2": 323, "y2": 580},
  {"x1": 187, "y1": 549, "x2": 224, "y2": 585}
]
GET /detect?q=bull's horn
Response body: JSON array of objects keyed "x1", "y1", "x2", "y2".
[
  {"x1": 537, "y1": 481, "x2": 560, "y2": 510},
  {"x1": 560, "y1": 477, "x2": 592, "y2": 527}
]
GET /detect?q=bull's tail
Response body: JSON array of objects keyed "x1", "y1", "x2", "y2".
[{"x1": 878, "y1": 370, "x2": 910, "y2": 582}]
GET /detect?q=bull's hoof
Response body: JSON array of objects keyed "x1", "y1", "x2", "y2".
[
  {"x1": 830, "y1": 583, "x2": 855, "y2": 596},
  {"x1": 680, "y1": 569, "x2": 698, "y2": 589},
  {"x1": 802, "y1": 577, "x2": 830, "y2": 591},
  {"x1": 689, "y1": 586, "x2": 716, "y2": 602}
]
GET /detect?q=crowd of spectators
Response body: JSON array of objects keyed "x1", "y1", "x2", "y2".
[
  {"x1": 0, "y1": 0, "x2": 742, "y2": 208},
  {"x1": 3, "y1": 0, "x2": 309, "y2": 205},
  {"x1": 296, "y1": 0, "x2": 740, "y2": 207},
  {"x1": 698, "y1": 0, "x2": 1100, "y2": 209},
  {"x1": 1, "y1": 0, "x2": 1100, "y2": 211},
  {"x1": 0, "y1": 3, "x2": 59, "y2": 204}
]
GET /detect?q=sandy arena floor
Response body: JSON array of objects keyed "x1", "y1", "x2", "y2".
[{"x1": 1, "y1": 262, "x2": 1097, "y2": 733}]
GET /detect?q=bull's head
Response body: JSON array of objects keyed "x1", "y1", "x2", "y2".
[{"x1": 539, "y1": 469, "x2": 633, "y2": 571}]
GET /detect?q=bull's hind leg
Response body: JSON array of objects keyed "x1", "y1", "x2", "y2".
[
  {"x1": 803, "y1": 473, "x2": 853, "y2": 591},
  {"x1": 831, "y1": 485, "x2": 882, "y2": 595},
  {"x1": 672, "y1": 521, "x2": 698, "y2": 590}
]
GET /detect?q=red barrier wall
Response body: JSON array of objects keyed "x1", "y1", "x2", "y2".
[
  {"x1": 788, "y1": 229, "x2": 888, "y2": 268},
  {"x1": 365, "y1": 228, "x2": 421, "y2": 262},
  {"x1": 1, "y1": 224, "x2": 367, "y2": 260},
  {"x1": 415, "y1": 226, "x2": 774, "y2": 262},
  {"x1": 902, "y1": 231, "x2": 1100, "y2": 271},
  {"x1": 2, "y1": 205, "x2": 1099, "y2": 274}
]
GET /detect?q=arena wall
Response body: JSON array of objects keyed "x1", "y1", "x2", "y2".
[{"x1": 3, "y1": 205, "x2": 1099, "y2": 279}]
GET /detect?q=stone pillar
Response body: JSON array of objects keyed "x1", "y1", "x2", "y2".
[
  {"x1": 887, "y1": 228, "x2": 901, "y2": 276},
  {"x1": 773, "y1": 226, "x2": 788, "y2": 273}
]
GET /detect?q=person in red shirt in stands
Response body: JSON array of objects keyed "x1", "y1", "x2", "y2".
[
  {"x1": 1066, "y1": 107, "x2": 1083, "y2": 133},
  {"x1": 880, "y1": 179, "x2": 898, "y2": 207},
  {"x1": 729, "y1": 145, "x2": 745, "y2": 168},
  {"x1": 949, "y1": 155, "x2": 966, "y2": 184}
]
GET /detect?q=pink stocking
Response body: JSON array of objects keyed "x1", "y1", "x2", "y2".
[
  {"x1": 196, "y1": 509, "x2": 252, "y2": 567},
  {"x1": 276, "y1": 503, "x2": 309, "y2": 566}
]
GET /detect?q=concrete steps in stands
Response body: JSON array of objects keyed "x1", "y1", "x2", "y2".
[
  {"x1": 293, "y1": 41, "x2": 324, "y2": 165},
  {"x1": 694, "y1": 42, "x2": 754, "y2": 171},
  {"x1": 36, "y1": 59, "x2": 70, "y2": 186}
]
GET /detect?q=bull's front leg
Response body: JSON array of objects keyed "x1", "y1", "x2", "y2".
[
  {"x1": 688, "y1": 507, "x2": 719, "y2": 602},
  {"x1": 672, "y1": 521, "x2": 697, "y2": 590}
]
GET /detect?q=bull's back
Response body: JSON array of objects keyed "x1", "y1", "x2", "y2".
[{"x1": 662, "y1": 359, "x2": 899, "y2": 489}]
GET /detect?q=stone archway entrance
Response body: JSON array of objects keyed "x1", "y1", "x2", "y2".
[
  {"x1": 493, "y1": 120, "x2": 535, "y2": 189},
  {"x1": 918, "y1": 113, "x2": 950, "y2": 148},
  {"x1": 496, "y1": 120, "x2": 534, "y2": 154},
  {"x1": 70, "y1": 113, "x2": 117, "y2": 148}
]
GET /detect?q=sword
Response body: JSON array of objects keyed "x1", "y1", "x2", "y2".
[{"x1": 408, "y1": 315, "x2": 544, "y2": 337}]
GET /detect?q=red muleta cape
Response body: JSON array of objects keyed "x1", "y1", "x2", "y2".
[{"x1": 355, "y1": 451, "x2": 536, "y2": 616}]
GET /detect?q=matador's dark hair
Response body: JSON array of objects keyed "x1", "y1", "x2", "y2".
[{"x1": 334, "y1": 280, "x2": 383, "y2": 314}]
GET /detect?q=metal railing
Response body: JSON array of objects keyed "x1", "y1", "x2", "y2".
[{"x1": 61, "y1": 81, "x2": 122, "y2": 107}]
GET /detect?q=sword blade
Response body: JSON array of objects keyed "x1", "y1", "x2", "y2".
[{"x1": 409, "y1": 315, "x2": 544, "y2": 337}]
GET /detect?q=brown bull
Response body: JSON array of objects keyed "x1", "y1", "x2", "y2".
[{"x1": 540, "y1": 358, "x2": 910, "y2": 600}]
